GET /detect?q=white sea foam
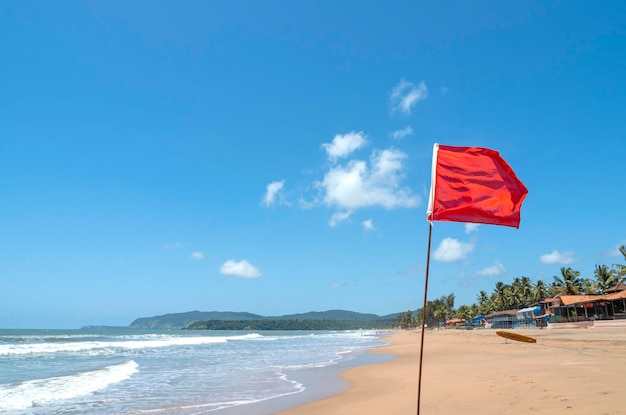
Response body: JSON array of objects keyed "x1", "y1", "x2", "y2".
[
  {"x1": 0, "y1": 360, "x2": 139, "y2": 411},
  {"x1": 0, "y1": 330, "x2": 384, "y2": 415},
  {"x1": 0, "y1": 334, "x2": 246, "y2": 356},
  {"x1": 132, "y1": 371, "x2": 305, "y2": 414}
]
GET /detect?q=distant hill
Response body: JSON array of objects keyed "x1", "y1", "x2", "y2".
[
  {"x1": 128, "y1": 311, "x2": 265, "y2": 329},
  {"x1": 273, "y1": 310, "x2": 383, "y2": 321},
  {"x1": 129, "y1": 309, "x2": 397, "y2": 329},
  {"x1": 380, "y1": 312, "x2": 402, "y2": 320}
]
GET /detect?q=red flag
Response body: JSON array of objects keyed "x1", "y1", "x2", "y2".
[{"x1": 427, "y1": 144, "x2": 528, "y2": 228}]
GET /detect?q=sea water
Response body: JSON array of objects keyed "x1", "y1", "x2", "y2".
[{"x1": 0, "y1": 328, "x2": 389, "y2": 415}]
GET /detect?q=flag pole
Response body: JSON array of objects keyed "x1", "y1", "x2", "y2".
[{"x1": 417, "y1": 220, "x2": 433, "y2": 415}]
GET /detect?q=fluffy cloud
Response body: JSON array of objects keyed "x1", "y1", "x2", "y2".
[
  {"x1": 540, "y1": 250, "x2": 575, "y2": 264},
  {"x1": 219, "y1": 260, "x2": 262, "y2": 278},
  {"x1": 433, "y1": 238, "x2": 475, "y2": 262},
  {"x1": 475, "y1": 261, "x2": 506, "y2": 277},
  {"x1": 190, "y1": 251, "x2": 204, "y2": 260},
  {"x1": 464, "y1": 224, "x2": 480, "y2": 234},
  {"x1": 322, "y1": 131, "x2": 367, "y2": 161},
  {"x1": 318, "y1": 148, "x2": 419, "y2": 211},
  {"x1": 604, "y1": 244, "x2": 625, "y2": 258},
  {"x1": 362, "y1": 219, "x2": 374, "y2": 231},
  {"x1": 389, "y1": 126, "x2": 413, "y2": 140},
  {"x1": 262, "y1": 180, "x2": 285, "y2": 207},
  {"x1": 329, "y1": 211, "x2": 352, "y2": 227},
  {"x1": 390, "y1": 79, "x2": 427, "y2": 115}
]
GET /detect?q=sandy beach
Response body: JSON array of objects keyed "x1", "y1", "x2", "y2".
[{"x1": 277, "y1": 328, "x2": 626, "y2": 415}]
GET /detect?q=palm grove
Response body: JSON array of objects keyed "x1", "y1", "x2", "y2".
[{"x1": 397, "y1": 246, "x2": 626, "y2": 329}]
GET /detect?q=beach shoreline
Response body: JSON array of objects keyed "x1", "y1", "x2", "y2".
[{"x1": 276, "y1": 328, "x2": 626, "y2": 415}]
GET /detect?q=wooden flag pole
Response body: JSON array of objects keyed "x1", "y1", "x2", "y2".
[{"x1": 416, "y1": 221, "x2": 433, "y2": 415}]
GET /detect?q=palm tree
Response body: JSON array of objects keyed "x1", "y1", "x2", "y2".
[
  {"x1": 456, "y1": 304, "x2": 472, "y2": 322},
  {"x1": 493, "y1": 282, "x2": 507, "y2": 310},
  {"x1": 552, "y1": 267, "x2": 582, "y2": 296},
  {"x1": 580, "y1": 278, "x2": 595, "y2": 295},
  {"x1": 532, "y1": 279, "x2": 550, "y2": 302},
  {"x1": 433, "y1": 303, "x2": 448, "y2": 329},
  {"x1": 592, "y1": 265, "x2": 619, "y2": 294},
  {"x1": 476, "y1": 290, "x2": 491, "y2": 314},
  {"x1": 476, "y1": 290, "x2": 489, "y2": 307},
  {"x1": 444, "y1": 293, "x2": 455, "y2": 312},
  {"x1": 397, "y1": 310, "x2": 414, "y2": 329},
  {"x1": 503, "y1": 285, "x2": 518, "y2": 309},
  {"x1": 509, "y1": 278, "x2": 524, "y2": 308},
  {"x1": 512, "y1": 276, "x2": 534, "y2": 306},
  {"x1": 611, "y1": 245, "x2": 626, "y2": 283}
]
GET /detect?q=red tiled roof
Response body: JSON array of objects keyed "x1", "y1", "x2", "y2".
[
  {"x1": 559, "y1": 295, "x2": 602, "y2": 306},
  {"x1": 604, "y1": 290, "x2": 626, "y2": 301}
]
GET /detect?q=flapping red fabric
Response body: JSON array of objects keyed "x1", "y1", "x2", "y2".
[{"x1": 427, "y1": 144, "x2": 528, "y2": 228}]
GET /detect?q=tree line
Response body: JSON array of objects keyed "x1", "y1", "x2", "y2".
[
  {"x1": 397, "y1": 245, "x2": 626, "y2": 329},
  {"x1": 186, "y1": 319, "x2": 396, "y2": 331}
]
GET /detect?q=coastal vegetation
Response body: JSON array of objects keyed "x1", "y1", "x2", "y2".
[
  {"x1": 186, "y1": 319, "x2": 395, "y2": 331},
  {"x1": 129, "y1": 311, "x2": 265, "y2": 329},
  {"x1": 131, "y1": 310, "x2": 397, "y2": 330},
  {"x1": 397, "y1": 245, "x2": 626, "y2": 329}
]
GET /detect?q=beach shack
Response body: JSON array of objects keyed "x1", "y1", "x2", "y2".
[
  {"x1": 604, "y1": 289, "x2": 626, "y2": 318},
  {"x1": 515, "y1": 306, "x2": 541, "y2": 328},
  {"x1": 471, "y1": 314, "x2": 485, "y2": 326},
  {"x1": 550, "y1": 286, "x2": 626, "y2": 323},
  {"x1": 445, "y1": 318, "x2": 466, "y2": 328},
  {"x1": 484, "y1": 310, "x2": 518, "y2": 329}
]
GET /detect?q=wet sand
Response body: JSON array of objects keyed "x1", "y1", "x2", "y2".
[{"x1": 276, "y1": 328, "x2": 626, "y2": 415}]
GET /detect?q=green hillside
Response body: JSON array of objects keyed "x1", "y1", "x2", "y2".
[
  {"x1": 128, "y1": 309, "x2": 395, "y2": 329},
  {"x1": 128, "y1": 311, "x2": 265, "y2": 329},
  {"x1": 186, "y1": 318, "x2": 395, "y2": 331},
  {"x1": 274, "y1": 310, "x2": 384, "y2": 321}
]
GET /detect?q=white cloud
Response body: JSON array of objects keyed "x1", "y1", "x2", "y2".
[
  {"x1": 318, "y1": 148, "x2": 419, "y2": 211},
  {"x1": 390, "y1": 79, "x2": 427, "y2": 115},
  {"x1": 362, "y1": 219, "x2": 374, "y2": 231},
  {"x1": 465, "y1": 223, "x2": 480, "y2": 234},
  {"x1": 433, "y1": 238, "x2": 475, "y2": 262},
  {"x1": 298, "y1": 197, "x2": 316, "y2": 210},
  {"x1": 604, "y1": 244, "x2": 625, "y2": 258},
  {"x1": 190, "y1": 251, "x2": 204, "y2": 260},
  {"x1": 322, "y1": 131, "x2": 367, "y2": 162},
  {"x1": 389, "y1": 126, "x2": 413, "y2": 140},
  {"x1": 475, "y1": 261, "x2": 506, "y2": 277},
  {"x1": 539, "y1": 250, "x2": 575, "y2": 264},
  {"x1": 262, "y1": 180, "x2": 285, "y2": 207},
  {"x1": 219, "y1": 260, "x2": 262, "y2": 278},
  {"x1": 329, "y1": 210, "x2": 352, "y2": 227}
]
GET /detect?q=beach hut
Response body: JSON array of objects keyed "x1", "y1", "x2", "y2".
[
  {"x1": 485, "y1": 310, "x2": 518, "y2": 329},
  {"x1": 554, "y1": 295, "x2": 603, "y2": 321},
  {"x1": 445, "y1": 318, "x2": 466, "y2": 328},
  {"x1": 603, "y1": 289, "x2": 626, "y2": 319},
  {"x1": 516, "y1": 306, "x2": 541, "y2": 328},
  {"x1": 471, "y1": 314, "x2": 485, "y2": 326}
]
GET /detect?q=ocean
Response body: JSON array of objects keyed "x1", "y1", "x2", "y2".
[{"x1": 0, "y1": 328, "x2": 390, "y2": 415}]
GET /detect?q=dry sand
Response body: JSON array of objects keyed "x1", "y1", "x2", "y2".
[{"x1": 276, "y1": 328, "x2": 626, "y2": 415}]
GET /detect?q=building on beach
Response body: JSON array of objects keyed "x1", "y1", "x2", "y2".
[
  {"x1": 476, "y1": 285, "x2": 626, "y2": 329},
  {"x1": 549, "y1": 289, "x2": 626, "y2": 322}
]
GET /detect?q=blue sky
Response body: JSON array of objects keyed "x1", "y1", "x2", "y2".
[{"x1": 2, "y1": 1, "x2": 625, "y2": 329}]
